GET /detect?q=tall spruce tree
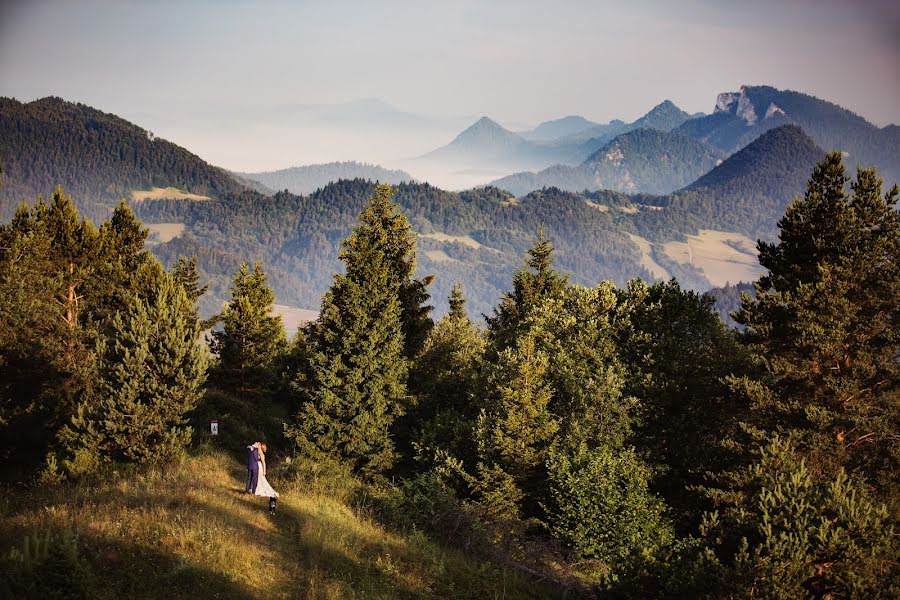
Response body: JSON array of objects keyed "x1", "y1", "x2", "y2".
[
  {"x1": 409, "y1": 283, "x2": 486, "y2": 468},
  {"x1": 735, "y1": 153, "x2": 899, "y2": 497},
  {"x1": 288, "y1": 184, "x2": 417, "y2": 475},
  {"x1": 209, "y1": 263, "x2": 286, "y2": 396},
  {"x1": 475, "y1": 330, "x2": 558, "y2": 504},
  {"x1": 622, "y1": 279, "x2": 751, "y2": 530},
  {"x1": 487, "y1": 226, "x2": 568, "y2": 351},
  {"x1": 0, "y1": 190, "x2": 101, "y2": 476},
  {"x1": 62, "y1": 274, "x2": 207, "y2": 471}
]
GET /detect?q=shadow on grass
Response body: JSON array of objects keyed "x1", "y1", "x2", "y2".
[
  {"x1": 78, "y1": 535, "x2": 257, "y2": 600},
  {"x1": 270, "y1": 499, "x2": 434, "y2": 600}
]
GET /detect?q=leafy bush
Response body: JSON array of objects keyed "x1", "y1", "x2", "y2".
[{"x1": 545, "y1": 444, "x2": 673, "y2": 583}]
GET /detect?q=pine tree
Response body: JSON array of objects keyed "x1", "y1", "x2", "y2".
[
  {"x1": 288, "y1": 184, "x2": 414, "y2": 475},
  {"x1": 475, "y1": 331, "x2": 558, "y2": 502},
  {"x1": 64, "y1": 274, "x2": 207, "y2": 469},
  {"x1": 487, "y1": 226, "x2": 568, "y2": 351},
  {"x1": 408, "y1": 283, "x2": 486, "y2": 468},
  {"x1": 172, "y1": 256, "x2": 208, "y2": 304},
  {"x1": 0, "y1": 190, "x2": 101, "y2": 475},
  {"x1": 735, "y1": 153, "x2": 900, "y2": 496},
  {"x1": 90, "y1": 199, "x2": 158, "y2": 324},
  {"x1": 209, "y1": 263, "x2": 286, "y2": 396},
  {"x1": 622, "y1": 279, "x2": 751, "y2": 529}
]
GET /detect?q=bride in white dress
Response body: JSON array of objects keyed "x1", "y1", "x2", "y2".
[{"x1": 254, "y1": 443, "x2": 279, "y2": 512}]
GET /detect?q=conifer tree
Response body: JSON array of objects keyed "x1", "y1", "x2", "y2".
[
  {"x1": 90, "y1": 199, "x2": 158, "y2": 324},
  {"x1": 409, "y1": 283, "x2": 486, "y2": 467},
  {"x1": 209, "y1": 263, "x2": 286, "y2": 396},
  {"x1": 487, "y1": 226, "x2": 568, "y2": 350},
  {"x1": 288, "y1": 184, "x2": 415, "y2": 475},
  {"x1": 63, "y1": 274, "x2": 207, "y2": 470},
  {"x1": 475, "y1": 331, "x2": 558, "y2": 500},
  {"x1": 735, "y1": 153, "x2": 900, "y2": 495},
  {"x1": 172, "y1": 256, "x2": 208, "y2": 304},
  {"x1": 0, "y1": 190, "x2": 101, "y2": 474}
]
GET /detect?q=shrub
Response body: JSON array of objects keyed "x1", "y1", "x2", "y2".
[{"x1": 545, "y1": 444, "x2": 673, "y2": 583}]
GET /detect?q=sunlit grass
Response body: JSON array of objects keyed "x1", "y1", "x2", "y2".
[{"x1": 1, "y1": 450, "x2": 559, "y2": 599}]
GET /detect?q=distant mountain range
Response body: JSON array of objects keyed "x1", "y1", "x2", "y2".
[
  {"x1": 417, "y1": 86, "x2": 898, "y2": 194},
  {"x1": 2, "y1": 86, "x2": 897, "y2": 319},
  {"x1": 520, "y1": 115, "x2": 599, "y2": 141},
  {"x1": 412, "y1": 100, "x2": 701, "y2": 189},
  {"x1": 491, "y1": 128, "x2": 724, "y2": 196},
  {"x1": 238, "y1": 161, "x2": 415, "y2": 195}
]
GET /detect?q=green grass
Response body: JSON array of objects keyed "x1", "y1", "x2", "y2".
[{"x1": 0, "y1": 450, "x2": 562, "y2": 599}]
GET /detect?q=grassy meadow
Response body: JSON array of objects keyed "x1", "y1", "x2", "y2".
[{"x1": 0, "y1": 449, "x2": 561, "y2": 600}]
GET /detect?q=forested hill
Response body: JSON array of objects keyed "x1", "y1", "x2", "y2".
[
  {"x1": 135, "y1": 179, "x2": 648, "y2": 319},
  {"x1": 134, "y1": 126, "x2": 878, "y2": 320},
  {"x1": 629, "y1": 125, "x2": 825, "y2": 241},
  {"x1": 0, "y1": 97, "x2": 247, "y2": 220},
  {"x1": 237, "y1": 161, "x2": 415, "y2": 195}
]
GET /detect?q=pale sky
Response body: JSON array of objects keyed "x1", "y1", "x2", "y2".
[{"x1": 1, "y1": 0, "x2": 898, "y2": 173}]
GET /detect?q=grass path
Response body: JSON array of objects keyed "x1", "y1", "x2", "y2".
[{"x1": 1, "y1": 451, "x2": 559, "y2": 599}]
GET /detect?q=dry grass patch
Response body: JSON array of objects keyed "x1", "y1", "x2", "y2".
[
  {"x1": 132, "y1": 187, "x2": 211, "y2": 202},
  {"x1": 662, "y1": 229, "x2": 762, "y2": 287},
  {"x1": 627, "y1": 233, "x2": 670, "y2": 281},
  {"x1": 584, "y1": 200, "x2": 610, "y2": 212},
  {"x1": 146, "y1": 222, "x2": 186, "y2": 244},
  {"x1": 424, "y1": 249, "x2": 458, "y2": 263},
  {"x1": 420, "y1": 232, "x2": 483, "y2": 249}
]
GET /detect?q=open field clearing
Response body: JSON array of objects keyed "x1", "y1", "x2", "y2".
[
  {"x1": 132, "y1": 187, "x2": 211, "y2": 201},
  {"x1": 424, "y1": 249, "x2": 458, "y2": 263},
  {"x1": 663, "y1": 229, "x2": 761, "y2": 286},
  {"x1": 146, "y1": 222, "x2": 186, "y2": 244},
  {"x1": 627, "y1": 233, "x2": 670, "y2": 281},
  {"x1": 420, "y1": 232, "x2": 483, "y2": 249},
  {"x1": 584, "y1": 200, "x2": 610, "y2": 212}
]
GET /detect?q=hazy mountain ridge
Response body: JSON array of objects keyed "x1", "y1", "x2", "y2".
[
  {"x1": 491, "y1": 128, "x2": 724, "y2": 196},
  {"x1": 521, "y1": 115, "x2": 600, "y2": 141},
  {"x1": 0, "y1": 96, "x2": 247, "y2": 221},
  {"x1": 238, "y1": 161, "x2": 415, "y2": 195},
  {"x1": 676, "y1": 85, "x2": 899, "y2": 181},
  {"x1": 412, "y1": 100, "x2": 698, "y2": 188}
]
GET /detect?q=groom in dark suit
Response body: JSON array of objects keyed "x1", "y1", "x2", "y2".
[{"x1": 246, "y1": 442, "x2": 260, "y2": 494}]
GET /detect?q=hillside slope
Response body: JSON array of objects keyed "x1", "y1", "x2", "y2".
[
  {"x1": 630, "y1": 125, "x2": 825, "y2": 241},
  {"x1": 135, "y1": 180, "x2": 647, "y2": 319},
  {"x1": 0, "y1": 450, "x2": 559, "y2": 600},
  {"x1": 239, "y1": 161, "x2": 415, "y2": 195},
  {"x1": 0, "y1": 97, "x2": 247, "y2": 220}
]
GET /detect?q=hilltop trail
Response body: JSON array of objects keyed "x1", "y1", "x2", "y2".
[{"x1": 1, "y1": 450, "x2": 558, "y2": 600}]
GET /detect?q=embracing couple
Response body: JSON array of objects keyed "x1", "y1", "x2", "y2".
[{"x1": 246, "y1": 441, "x2": 280, "y2": 514}]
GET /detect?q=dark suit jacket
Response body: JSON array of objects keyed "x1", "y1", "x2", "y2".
[{"x1": 248, "y1": 445, "x2": 260, "y2": 470}]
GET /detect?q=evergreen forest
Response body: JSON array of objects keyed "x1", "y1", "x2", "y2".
[{"x1": 1, "y1": 151, "x2": 897, "y2": 598}]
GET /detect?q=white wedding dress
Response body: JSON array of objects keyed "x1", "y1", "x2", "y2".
[{"x1": 254, "y1": 461, "x2": 280, "y2": 498}]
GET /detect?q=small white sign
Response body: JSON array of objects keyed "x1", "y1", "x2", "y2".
[{"x1": 210, "y1": 420, "x2": 219, "y2": 435}]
